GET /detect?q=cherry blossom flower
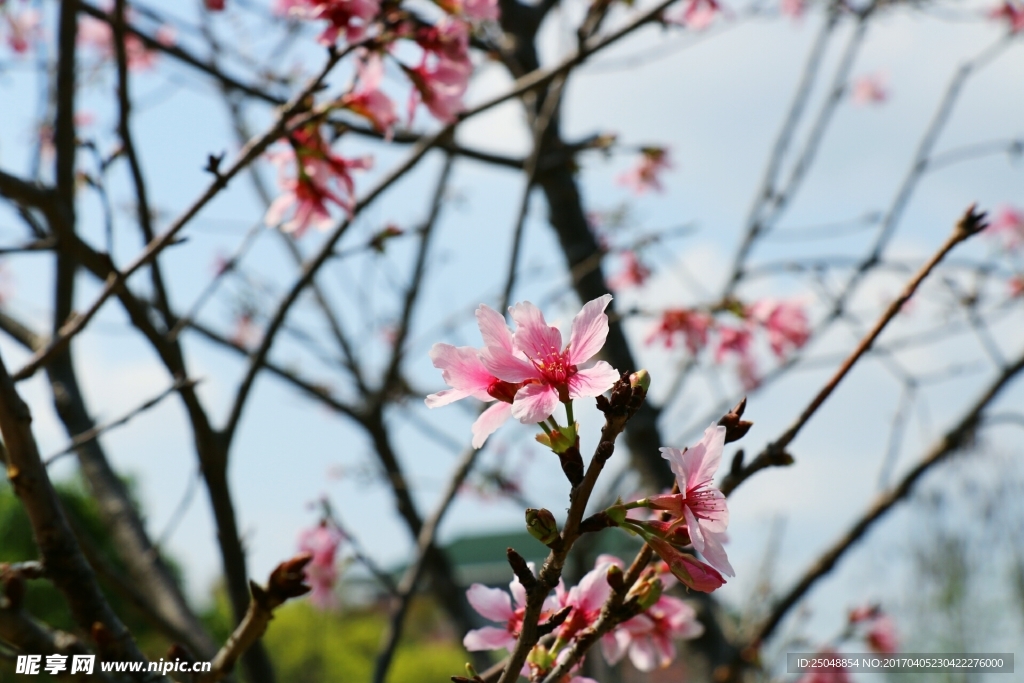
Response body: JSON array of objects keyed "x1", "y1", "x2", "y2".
[
  {"x1": 714, "y1": 324, "x2": 752, "y2": 363},
  {"x1": 600, "y1": 595, "x2": 703, "y2": 671},
  {"x1": 652, "y1": 424, "x2": 734, "y2": 577},
  {"x1": 866, "y1": 615, "x2": 898, "y2": 654},
  {"x1": 3, "y1": 7, "x2": 39, "y2": 55},
  {"x1": 264, "y1": 129, "x2": 372, "y2": 236},
  {"x1": 989, "y1": 0, "x2": 1024, "y2": 32},
  {"x1": 443, "y1": 0, "x2": 500, "y2": 21},
  {"x1": 850, "y1": 72, "x2": 889, "y2": 105},
  {"x1": 781, "y1": 0, "x2": 805, "y2": 19},
  {"x1": 297, "y1": 523, "x2": 344, "y2": 609},
  {"x1": 426, "y1": 305, "x2": 526, "y2": 447},
  {"x1": 464, "y1": 570, "x2": 560, "y2": 651},
  {"x1": 641, "y1": 534, "x2": 725, "y2": 592},
  {"x1": 748, "y1": 298, "x2": 810, "y2": 358},
  {"x1": 339, "y1": 52, "x2": 397, "y2": 136},
  {"x1": 984, "y1": 204, "x2": 1024, "y2": 248},
  {"x1": 481, "y1": 295, "x2": 621, "y2": 424},
  {"x1": 618, "y1": 147, "x2": 672, "y2": 194},
  {"x1": 664, "y1": 0, "x2": 723, "y2": 29},
  {"x1": 608, "y1": 250, "x2": 652, "y2": 290},
  {"x1": 279, "y1": 0, "x2": 381, "y2": 44},
  {"x1": 556, "y1": 555, "x2": 621, "y2": 641},
  {"x1": 405, "y1": 58, "x2": 470, "y2": 123},
  {"x1": 646, "y1": 309, "x2": 711, "y2": 353},
  {"x1": 78, "y1": 14, "x2": 176, "y2": 71}
]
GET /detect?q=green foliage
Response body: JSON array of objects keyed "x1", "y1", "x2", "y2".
[{"x1": 260, "y1": 599, "x2": 471, "y2": 683}]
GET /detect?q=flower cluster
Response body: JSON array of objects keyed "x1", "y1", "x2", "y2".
[
  {"x1": 2, "y1": 3, "x2": 38, "y2": 55},
  {"x1": 264, "y1": 125, "x2": 373, "y2": 236},
  {"x1": 426, "y1": 295, "x2": 620, "y2": 448},
  {"x1": 465, "y1": 555, "x2": 704, "y2": 675},
  {"x1": 649, "y1": 298, "x2": 810, "y2": 389}
]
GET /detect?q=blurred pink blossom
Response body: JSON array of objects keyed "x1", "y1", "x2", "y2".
[
  {"x1": 989, "y1": 0, "x2": 1024, "y2": 32},
  {"x1": 600, "y1": 595, "x2": 703, "y2": 671},
  {"x1": 340, "y1": 52, "x2": 397, "y2": 136},
  {"x1": 781, "y1": 0, "x2": 805, "y2": 19},
  {"x1": 748, "y1": 298, "x2": 810, "y2": 358},
  {"x1": 618, "y1": 147, "x2": 672, "y2": 194},
  {"x1": 3, "y1": 7, "x2": 39, "y2": 55},
  {"x1": 277, "y1": 0, "x2": 381, "y2": 44},
  {"x1": 646, "y1": 309, "x2": 712, "y2": 353},
  {"x1": 297, "y1": 524, "x2": 344, "y2": 609},
  {"x1": 666, "y1": 0, "x2": 723, "y2": 29},
  {"x1": 984, "y1": 205, "x2": 1024, "y2": 247},
  {"x1": 850, "y1": 72, "x2": 889, "y2": 105},
  {"x1": 866, "y1": 615, "x2": 898, "y2": 654},
  {"x1": 608, "y1": 250, "x2": 652, "y2": 290}
]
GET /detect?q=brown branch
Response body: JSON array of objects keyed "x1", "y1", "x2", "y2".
[
  {"x1": 743, "y1": 341, "x2": 1024, "y2": 652},
  {"x1": 721, "y1": 205, "x2": 988, "y2": 497},
  {"x1": 0, "y1": 607, "x2": 115, "y2": 683},
  {"x1": 0, "y1": 350, "x2": 162, "y2": 679},
  {"x1": 195, "y1": 555, "x2": 313, "y2": 683}
]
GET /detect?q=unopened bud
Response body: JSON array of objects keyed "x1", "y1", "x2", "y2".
[
  {"x1": 719, "y1": 397, "x2": 753, "y2": 443},
  {"x1": 629, "y1": 369, "x2": 651, "y2": 393},
  {"x1": 526, "y1": 508, "x2": 559, "y2": 545},
  {"x1": 526, "y1": 643, "x2": 555, "y2": 670},
  {"x1": 606, "y1": 564, "x2": 625, "y2": 593}
]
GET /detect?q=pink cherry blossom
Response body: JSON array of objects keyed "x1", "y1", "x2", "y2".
[
  {"x1": 205, "y1": 0, "x2": 226, "y2": 10},
  {"x1": 426, "y1": 305, "x2": 526, "y2": 447},
  {"x1": 297, "y1": 524, "x2": 344, "y2": 609},
  {"x1": 984, "y1": 204, "x2": 1024, "y2": 247},
  {"x1": 665, "y1": 0, "x2": 722, "y2": 29},
  {"x1": 714, "y1": 324, "x2": 752, "y2": 363},
  {"x1": 464, "y1": 570, "x2": 560, "y2": 652},
  {"x1": 601, "y1": 595, "x2": 703, "y2": 671},
  {"x1": 481, "y1": 295, "x2": 621, "y2": 424},
  {"x1": 647, "y1": 309, "x2": 711, "y2": 353},
  {"x1": 850, "y1": 72, "x2": 889, "y2": 105},
  {"x1": 618, "y1": 147, "x2": 672, "y2": 194},
  {"x1": 862, "y1": 613, "x2": 898, "y2": 654},
  {"x1": 454, "y1": 0, "x2": 501, "y2": 21},
  {"x1": 340, "y1": 52, "x2": 398, "y2": 136},
  {"x1": 1009, "y1": 275, "x2": 1024, "y2": 298},
  {"x1": 748, "y1": 298, "x2": 810, "y2": 358},
  {"x1": 78, "y1": 13, "x2": 175, "y2": 71},
  {"x1": 654, "y1": 424, "x2": 734, "y2": 577},
  {"x1": 554, "y1": 555, "x2": 623, "y2": 641},
  {"x1": 406, "y1": 56, "x2": 471, "y2": 124},
  {"x1": 608, "y1": 250, "x2": 652, "y2": 290},
  {"x1": 3, "y1": 7, "x2": 39, "y2": 55},
  {"x1": 989, "y1": 0, "x2": 1024, "y2": 32},
  {"x1": 264, "y1": 129, "x2": 372, "y2": 236},
  {"x1": 781, "y1": 0, "x2": 805, "y2": 19},
  {"x1": 280, "y1": 0, "x2": 381, "y2": 44}
]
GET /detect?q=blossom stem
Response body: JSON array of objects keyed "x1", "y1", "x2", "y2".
[
  {"x1": 564, "y1": 399, "x2": 574, "y2": 425},
  {"x1": 539, "y1": 422, "x2": 553, "y2": 436}
]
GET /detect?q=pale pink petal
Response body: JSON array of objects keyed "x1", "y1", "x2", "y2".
[
  {"x1": 471, "y1": 402, "x2": 511, "y2": 448},
  {"x1": 567, "y1": 361, "x2": 620, "y2": 399},
  {"x1": 429, "y1": 343, "x2": 493, "y2": 399},
  {"x1": 628, "y1": 637, "x2": 660, "y2": 672},
  {"x1": 700, "y1": 528, "x2": 734, "y2": 577},
  {"x1": 264, "y1": 192, "x2": 295, "y2": 226},
  {"x1": 425, "y1": 387, "x2": 470, "y2": 408},
  {"x1": 652, "y1": 632, "x2": 676, "y2": 668},
  {"x1": 567, "y1": 294, "x2": 612, "y2": 364},
  {"x1": 466, "y1": 584, "x2": 514, "y2": 622},
  {"x1": 480, "y1": 344, "x2": 537, "y2": 383},
  {"x1": 684, "y1": 505, "x2": 705, "y2": 555},
  {"x1": 510, "y1": 383, "x2": 559, "y2": 423},
  {"x1": 574, "y1": 560, "x2": 613, "y2": 612},
  {"x1": 683, "y1": 424, "x2": 726, "y2": 490},
  {"x1": 476, "y1": 304, "x2": 515, "y2": 352},
  {"x1": 601, "y1": 630, "x2": 630, "y2": 666},
  {"x1": 463, "y1": 626, "x2": 516, "y2": 652},
  {"x1": 509, "y1": 576, "x2": 527, "y2": 607},
  {"x1": 510, "y1": 301, "x2": 562, "y2": 362}
]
